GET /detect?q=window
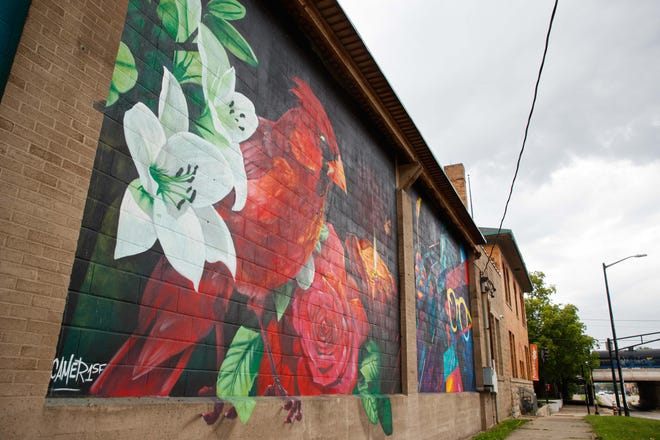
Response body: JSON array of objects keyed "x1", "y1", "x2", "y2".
[
  {"x1": 503, "y1": 266, "x2": 512, "y2": 305},
  {"x1": 509, "y1": 331, "x2": 517, "y2": 377},
  {"x1": 495, "y1": 320, "x2": 503, "y2": 372},
  {"x1": 513, "y1": 282, "x2": 519, "y2": 317}
]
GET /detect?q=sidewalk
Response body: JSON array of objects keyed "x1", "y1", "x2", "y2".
[{"x1": 506, "y1": 404, "x2": 595, "y2": 439}]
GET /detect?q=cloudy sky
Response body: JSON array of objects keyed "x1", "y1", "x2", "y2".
[{"x1": 338, "y1": 0, "x2": 660, "y2": 349}]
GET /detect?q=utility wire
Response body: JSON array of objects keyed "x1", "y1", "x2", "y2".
[
  {"x1": 582, "y1": 319, "x2": 660, "y2": 322},
  {"x1": 481, "y1": 0, "x2": 559, "y2": 274}
]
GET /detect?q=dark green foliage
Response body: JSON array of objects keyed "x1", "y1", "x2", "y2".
[{"x1": 526, "y1": 271, "x2": 597, "y2": 399}]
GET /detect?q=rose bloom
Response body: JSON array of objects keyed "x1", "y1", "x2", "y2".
[{"x1": 257, "y1": 224, "x2": 368, "y2": 395}]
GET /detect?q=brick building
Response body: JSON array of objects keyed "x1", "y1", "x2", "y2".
[
  {"x1": 480, "y1": 227, "x2": 535, "y2": 418},
  {"x1": 0, "y1": 1, "x2": 533, "y2": 438},
  {"x1": 444, "y1": 165, "x2": 536, "y2": 420}
]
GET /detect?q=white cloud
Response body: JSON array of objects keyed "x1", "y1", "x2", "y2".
[{"x1": 339, "y1": 0, "x2": 660, "y2": 347}]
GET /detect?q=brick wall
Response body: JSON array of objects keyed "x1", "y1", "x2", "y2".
[
  {"x1": 0, "y1": 0, "x2": 128, "y2": 401},
  {"x1": 444, "y1": 163, "x2": 468, "y2": 208},
  {"x1": 480, "y1": 244, "x2": 534, "y2": 419}
]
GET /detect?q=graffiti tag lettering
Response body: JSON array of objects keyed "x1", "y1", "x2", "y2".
[
  {"x1": 51, "y1": 354, "x2": 106, "y2": 390},
  {"x1": 447, "y1": 288, "x2": 473, "y2": 341}
]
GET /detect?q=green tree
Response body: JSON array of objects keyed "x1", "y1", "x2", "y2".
[{"x1": 526, "y1": 271, "x2": 597, "y2": 401}]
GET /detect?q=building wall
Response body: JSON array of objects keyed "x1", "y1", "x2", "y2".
[
  {"x1": 0, "y1": 1, "x2": 496, "y2": 438},
  {"x1": 410, "y1": 184, "x2": 475, "y2": 393},
  {"x1": 0, "y1": 0, "x2": 128, "y2": 399},
  {"x1": 481, "y1": 245, "x2": 534, "y2": 418},
  {"x1": 49, "y1": 0, "x2": 401, "y2": 404}
]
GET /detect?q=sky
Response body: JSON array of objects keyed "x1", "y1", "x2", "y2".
[{"x1": 338, "y1": 0, "x2": 660, "y2": 349}]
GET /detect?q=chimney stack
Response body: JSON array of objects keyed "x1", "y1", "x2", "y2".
[{"x1": 444, "y1": 163, "x2": 468, "y2": 207}]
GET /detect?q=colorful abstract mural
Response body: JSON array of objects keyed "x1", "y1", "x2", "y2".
[
  {"x1": 48, "y1": 0, "x2": 398, "y2": 434},
  {"x1": 412, "y1": 193, "x2": 476, "y2": 393}
]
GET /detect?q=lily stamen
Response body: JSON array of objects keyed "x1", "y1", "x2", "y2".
[{"x1": 150, "y1": 164, "x2": 200, "y2": 210}]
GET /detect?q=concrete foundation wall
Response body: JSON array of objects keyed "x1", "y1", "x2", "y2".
[{"x1": 3, "y1": 393, "x2": 485, "y2": 439}]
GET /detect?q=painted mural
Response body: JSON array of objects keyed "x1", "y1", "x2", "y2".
[
  {"x1": 413, "y1": 193, "x2": 476, "y2": 393},
  {"x1": 49, "y1": 0, "x2": 398, "y2": 434}
]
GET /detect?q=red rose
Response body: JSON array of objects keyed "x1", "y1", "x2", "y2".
[{"x1": 257, "y1": 224, "x2": 368, "y2": 395}]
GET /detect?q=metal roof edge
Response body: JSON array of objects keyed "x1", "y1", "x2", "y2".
[{"x1": 480, "y1": 227, "x2": 533, "y2": 292}]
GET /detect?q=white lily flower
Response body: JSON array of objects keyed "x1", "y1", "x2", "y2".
[
  {"x1": 115, "y1": 68, "x2": 237, "y2": 290},
  {"x1": 198, "y1": 23, "x2": 258, "y2": 211}
]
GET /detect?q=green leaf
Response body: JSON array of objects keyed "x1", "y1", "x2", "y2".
[
  {"x1": 107, "y1": 89, "x2": 120, "y2": 107},
  {"x1": 361, "y1": 395, "x2": 379, "y2": 424},
  {"x1": 357, "y1": 340, "x2": 384, "y2": 426},
  {"x1": 107, "y1": 42, "x2": 138, "y2": 106},
  {"x1": 232, "y1": 398, "x2": 257, "y2": 423},
  {"x1": 378, "y1": 397, "x2": 393, "y2": 436},
  {"x1": 274, "y1": 280, "x2": 296, "y2": 321},
  {"x1": 314, "y1": 223, "x2": 330, "y2": 253},
  {"x1": 158, "y1": 0, "x2": 201, "y2": 43},
  {"x1": 358, "y1": 340, "x2": 382, "y2": 395},
  {"x1": 173, "y1": 50, "x2": 203, "y2": 85},
  {"x1": 204, "y1": 13, "x2": 258, "y2": 66},
  {"x1": 216, "y1": 326, "x2": 264, "y2": 424},
  {"x1": 195, "y1": 106, "x2": 216, "y2": 138},
  {"x1": 319, "y1": 223, "x2": 330, "y2": 242},
  {"x1": 208, "y1": 0, "x2": 246, "y2": 21},
  {"x1": 127, "y1": 179, "x2": 153, "y2": 215},
  {"x1": 157, "y1": 0, "x2": 179, "y2": 40}
]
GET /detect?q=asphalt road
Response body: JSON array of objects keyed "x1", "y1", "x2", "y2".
[{"x1": 593, "y1": 393, "x2": 660, "y2": 420}]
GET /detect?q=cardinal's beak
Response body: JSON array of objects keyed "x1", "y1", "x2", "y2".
[{"x1": 327, "y1": 157, "x2": 347, "y2": 193}]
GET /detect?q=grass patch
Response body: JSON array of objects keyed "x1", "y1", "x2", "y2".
[
  {"x1": 471, "y1": 418, "x2": 529, "y2": 440},
  {"x1": 585, "y1": 415, "x2": 660, "y2": 440}
]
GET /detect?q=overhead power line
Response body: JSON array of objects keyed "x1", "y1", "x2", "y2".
[{"x1": 481, "y1": 0, "x2": 559, "y2": 273}]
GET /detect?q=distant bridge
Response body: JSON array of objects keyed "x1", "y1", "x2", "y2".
[{"x1": 593, "y1": 349, "x2": 660, "y2": 409}]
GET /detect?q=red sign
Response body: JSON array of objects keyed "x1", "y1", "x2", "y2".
[{"x1": 530, "y1": 344, "x2": 539, "y2": 381}]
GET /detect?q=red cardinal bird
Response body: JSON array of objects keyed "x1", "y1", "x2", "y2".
[
  {"x1": 220, "y1": 77, "x2": 347, "y2": 314},
  {"x1": 90, "y1": 259, "x2": 234, "y2": 397},
  {"x1": 91, "y1": 78, "x2": 346, "y2": 397}
]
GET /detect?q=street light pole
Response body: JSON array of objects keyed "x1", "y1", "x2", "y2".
[
  {"x1": 606, "y1": 338, "x2": 621, "y2": 414},
  {"x1": 602, "y1": 253, "x2": 647, "y2": 417},
  {"x1": 589, "y1": 366, "x2": 599, "y2": 415}
]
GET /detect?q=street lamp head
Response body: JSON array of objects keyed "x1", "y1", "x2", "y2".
[{"x1": 604, "y1": 253, "x2": 648, "y2": 268}]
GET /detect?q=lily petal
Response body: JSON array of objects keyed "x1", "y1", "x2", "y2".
[
  {"x1": 159, "y1": 132, "x2": 235, "y2": 207},
  {"x1": 209, "y1": 86, "x2": 258, "y2": 144},
  {"x1": 198, "y1": 23, "x2": 231, "y2": 104},
  {"x1": 115, "y1": 188, "x2": 157, "y2": 259},
  {"x1": 153, "y1": 199, "x2": 205, "y2": 291},
  {"x1": 159, "y1": 68, "x2": 189, "y2": 138},
  {"x1": 124, "y1": 103, "x2": 166, "y2": 196},
  {"x1": 195, "y1": 206, "x2": 237, "y2": 277},
  {"x1": 224, "y1": 142, "x2": 247, "y2": 211}
]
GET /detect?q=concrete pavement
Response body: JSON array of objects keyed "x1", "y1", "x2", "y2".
[{"x1": 506, "y1": 404, "x2": 595, "y2": 439}]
